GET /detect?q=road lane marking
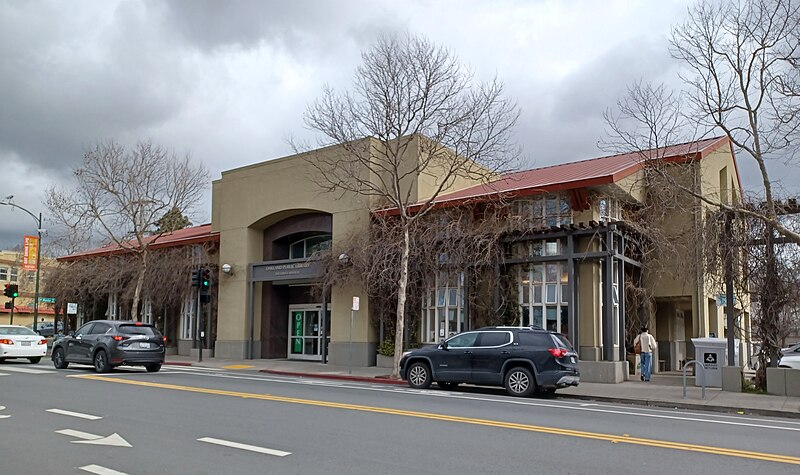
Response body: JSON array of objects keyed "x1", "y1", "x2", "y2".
[
  {"x1": 0, "y1": 372, "x2": 9, "y2": 376},
  {"x1": 47, "y1": 408, "x2": 103, "y2": 420},
  {"x1": 198, "y1": 437, "x2": 291, "y2": 457},
  {"x1": 0, "y1": 366, "x2": 54, "y2": 374},
  {"x1": 0, "y1": 405, "x2": 8, "y2": 419},
  {"x1": 141, "y1": 370, "x2": 800, "y2": 431},
  {"x1": 73, "y1": 374, "x2": 800, "y2": 465},
  {"x1": 55, "y1": 429, "x2": 132, "y2": 447},
  {"x1": 163, "y1": 365, "x2": 223, "y2": 371},
  {"x1": 79, "y1": 464, "x2": 128, "y2": 475}
]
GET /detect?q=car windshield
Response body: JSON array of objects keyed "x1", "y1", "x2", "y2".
[
  {"x1": 118, "y1": 324, "x2": 160, "y2": 336},
  {"x1": 0, "y1": 326, "x2": 38, "y2": 336}
]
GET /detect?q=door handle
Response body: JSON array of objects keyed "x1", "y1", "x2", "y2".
[
  {"x1": 501, "y1": 350, "x2": 510, "y2": 354},
  {"x1": 464, "y1": 350, "x2": 473, "y2": 354}
]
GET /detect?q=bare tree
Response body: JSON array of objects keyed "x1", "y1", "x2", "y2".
[
  {"x1": 605, "y1": 0, "x2": 800, "y2": 385},
  {"x1": 46, "y1": 140, "x2": 208, "y2": 321},
  {"x1": 303, "y1": 34, "x2": 519, "y2": 377}
]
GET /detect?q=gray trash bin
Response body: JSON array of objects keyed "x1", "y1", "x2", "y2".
[{"x1": 691, "y1": 337, "x2": 728, "y2": 387}]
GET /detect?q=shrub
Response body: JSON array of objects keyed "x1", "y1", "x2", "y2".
[{"x1": 378, "y1": 339, "x2": 395, "y2": 356}]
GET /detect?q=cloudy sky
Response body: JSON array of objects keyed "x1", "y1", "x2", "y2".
[{"x1": 0, "y1": 0, "x2": 791, "y2": 250}]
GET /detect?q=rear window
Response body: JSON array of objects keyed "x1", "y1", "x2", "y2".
[
  {"x1": 0, "y1": 326, "x2": 37, "y2": 336},
  {"x1": 516, "y1": 332, "x2": 555, "y2": 347},
  {"x1": 552, "y1": 334, "x2": 574, "y2": 350},
  {"x1": 118, "y1": 324, "x2": 160, "y2": 336},
  {"x1": 478, "y1": 332, "x2": 511, "y2": 347}
]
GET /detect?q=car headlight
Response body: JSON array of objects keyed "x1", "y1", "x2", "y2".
[{"x1": 402, "y1": 351, "x2": 412, "y2": 359}]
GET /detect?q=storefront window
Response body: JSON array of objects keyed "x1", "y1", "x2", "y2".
[
  {"x1": 422, "y1": 272, "x2": 465, "y2": 343},
  {"x1": 519, "y1": 260, "x2": 568, "y2": 335}
]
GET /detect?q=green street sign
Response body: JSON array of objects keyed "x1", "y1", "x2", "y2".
[{"x1": 39, "y1": 297, "x2": 56, "y2": 303}]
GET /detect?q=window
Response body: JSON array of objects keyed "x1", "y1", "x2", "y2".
[
  {"x1": 519, "y1": 260, "x2": 569, "y2": 335},
  {"x1": 9, "y1": 268, "x2": 17, "y2": 282},
  {"x1": 289, "y1": 234, "x2": 332, "y2": 259},
  {"x1": 513, "y1": 194, "x2": 572, "y2": 227},
  {"x1": 422, "y1": 271, "x2": 465, "y2": 343},
  {"x1": 90, "y1": 323, "x2": 112, "y2": 335},
  {"x1": 478, "y1": 332, "x2": 511, "y2": 347},
  {"x1": 517, "y1": 332, "x2": 554, "y2": 347},
  {"x1": 180, "y1": 294, "x2": 197, "y2": 340},
  {"x1": 0, "y1": 268, "x2": 6, "y2": 281},
  {"x1": 446, "y1": 332, "x2": 478, "y2": 348},
  {"x1": 75, "y1": 323, "x2": 94, "y2": 337},
  {"x1": 599, "y1": 197, "x2": 621, "y2": 222}
]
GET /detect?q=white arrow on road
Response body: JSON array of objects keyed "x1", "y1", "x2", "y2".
[
  {"x1": 0, "y1": 405, "x2": 8, "y2": 419},
  {"x1": 55, "y1": 429, "x2": 132, "y2": 447}
]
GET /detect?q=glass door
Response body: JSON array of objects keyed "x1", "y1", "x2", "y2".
[{"x1": 288, "y1": 306, "x2": 328, "y2": 361}]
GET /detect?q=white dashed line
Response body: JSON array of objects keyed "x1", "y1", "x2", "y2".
[
  {"x1": 46, "y1": 408, "x2": 103, "y2": 420},
  {"x1": 198, "y1": 437, "x2": 291, "y2": 457},
  {"x1": 79, "y1": 464, "x2": 128, "y2": 475},
  {"x1": 0, "y1": 366, "x2": 55, "y2": 374}
]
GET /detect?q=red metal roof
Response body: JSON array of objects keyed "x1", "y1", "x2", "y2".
[
  {"x1": 58, "y1": 224, "x2": 219, "y2": 261},
  {"x1": 376, "y1": 136, "x2": 731, "y2": 215}
]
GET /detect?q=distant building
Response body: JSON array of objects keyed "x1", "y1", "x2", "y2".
[{"x1": 0, "y1": 249, "x2": 56, "y2": 325}]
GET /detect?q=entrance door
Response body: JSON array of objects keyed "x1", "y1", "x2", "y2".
[{"x1": 288, "y1": 305, "x2": 328, "y2": 361}]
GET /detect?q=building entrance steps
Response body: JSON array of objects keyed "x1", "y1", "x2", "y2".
[{"x1": 163, "y1": 356, "x2": 800, "y2": 419}]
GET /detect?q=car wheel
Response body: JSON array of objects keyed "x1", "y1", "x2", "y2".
[
  {"x1": 52, "y1": 348, "x2": 68, "y2": 369},
  {"x1": 406, "y1": 362, "x2": 432, "y2": 389},
  {"x1": 438, "y1": 382, "x2": 460, "y2": 390},
  {"x1": 145, "y1": 363, "x2": 161, "y2": 373},
  {"x1": 504, "y1": 366, "x2": 536, "y2": 397},
  {"x1": 28, "y1": 356, "x2": 42, "y2": 364},
  {"x1": 93, "y1": 350, "x2": 112, "y2": 373}
]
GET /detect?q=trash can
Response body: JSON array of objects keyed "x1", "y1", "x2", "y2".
[{"x1": 690, "y1": 338, "x2": 728, "y2": 387}]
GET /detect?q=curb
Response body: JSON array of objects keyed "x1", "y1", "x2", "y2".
[
  {"x1": 164, "y1": 362, "x2": 194, "y2": 367},
  {"x1": 258, "y1": 369, "x2": 406, "y2": 385},
  {"x1": 557, "y1": 393, "x2": 800, "y2": 419}
]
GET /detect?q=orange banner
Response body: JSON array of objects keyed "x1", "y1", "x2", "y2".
[{"x1": 22, "y1": 235, "x2": 38, "y2": 271}]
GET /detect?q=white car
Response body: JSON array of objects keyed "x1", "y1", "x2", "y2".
[
  {"x1": 778, "y1": 343, "x2": 800, "y2": 369},
  {"x1": 0, "y1": 325, "x2": 48, "y2": 364}
]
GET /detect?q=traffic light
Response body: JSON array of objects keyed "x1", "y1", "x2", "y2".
[
  {"x1": 3, "y1": 284, "x2": 18, "y2": 299},
  {"x1": 200, "y1": 268, "x2": 211, "y2": 291}
]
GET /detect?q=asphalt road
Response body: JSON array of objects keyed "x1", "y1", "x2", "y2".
[{"x1": 1, "y1": 360, "x2": 799, "y2": 475}]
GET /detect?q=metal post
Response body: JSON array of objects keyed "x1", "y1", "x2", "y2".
[
  {"x1": 349, "y1": 309, "x2": 354, "y2": 374},
  {"x1": 602, "y1": 230, "x2": 614, "y2": 361},
  {"x1": 321, "y1": 288, "x2": 328, "y2": 365},
  {"x1": 33, "y1": 213, "x2": 42, "y2": 334},
  {"x1": 724, "y1": 212, "x2": 736, "y2": 366},
  {"x1": 248, "y1": 265, "x2": 255, "y2": 360},
  {"x1": 682, "y1": 359, "x2": 706, "y2": 400},
  {"x1": 9, "y1": 298, "x2": 14, "y2": 324},
  {"x1": 198, "y1": 298, "x2": 204, "y2": 363}
]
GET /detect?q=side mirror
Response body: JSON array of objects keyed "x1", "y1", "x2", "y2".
[{"x1": 439, "y1": 340, "x2": 448, "y2": 350}]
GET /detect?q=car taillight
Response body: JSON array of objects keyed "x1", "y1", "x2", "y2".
[
  {"x1": 39, "y1": 339, "x2": 47, "y2": 345},
  {"x1": 163, "y1": 336, "x2": 167, "y2": 342},
  {"x1": 548, "y1": 348, "x2": 568, "y2": 358},
  {"x1": 113, "y1": 335, "x2": 129, "y2": 341},
  {"x1": 0, "y1": 339, "x2": 13, "y2": 345}
]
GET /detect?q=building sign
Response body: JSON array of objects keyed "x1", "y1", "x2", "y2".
[
  {"x1": 252, "y1": 259, "x2": 323, "y2": 282},
  {"x1": 292, "y1": 311, "x2": 303, "y2": 354},
  {"x1": 22, "y1": 235, "x2": 38, "y2": 271},
  {"x1": 67, "y1": 302, "x2": 78, "y2": 314},
  {"x1": 704, "y1": 352, "x2": 718, "y2": 370},
  {"x1": 352, "y1": 297, "x2": 359, "y2": 311}
]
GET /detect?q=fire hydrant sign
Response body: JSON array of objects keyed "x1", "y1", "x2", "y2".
[{"x1": 22, "y1": 235, "x2": 38, "y2": 271}]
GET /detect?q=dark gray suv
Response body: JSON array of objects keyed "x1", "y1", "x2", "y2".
[
  {"x1": 51, "y1": 320, "x2": 165, "y2": 373},
  {"x1": 399, "y1": 326, "x2": 579, "y2": 397}
]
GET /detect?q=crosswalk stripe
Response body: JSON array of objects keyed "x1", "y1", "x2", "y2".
[
  {"x1": 79, "y1": 464, "x2": 128, "y2": 475},
  {"x1": 47, "y1": 409, "x2": 103, "y2": 420},
  {"x1": 0, "y1": 366, "x2": 55, "y2": 374},
  {"x1": 163, "y1": 365, "x2": 223, "y2": 372},
  {"x1": 198, "y1": 437, "x2": 291, "y2": 457}
]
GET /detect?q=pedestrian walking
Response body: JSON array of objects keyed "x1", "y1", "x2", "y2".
[{"x1": 634, "y1": 326, "x2": 657, "y2": 381}]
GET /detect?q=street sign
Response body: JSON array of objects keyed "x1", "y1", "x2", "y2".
[
  {"x1": 39, "y1": 297, "x2": 56, "y2": 303},
  {"x1": 352, "y1": 297, "x2": 360, "y2": 311},
  {"x1": 715, "y1": 294, "x2": 736, "y2": 306},
  {"x1": 67, "y1": 302, "x2": 78, "y2": 314}
]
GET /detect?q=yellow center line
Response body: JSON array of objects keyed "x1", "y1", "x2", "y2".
[{"x1": 70, "y1": 374, "x2": 800, "y2": 465}]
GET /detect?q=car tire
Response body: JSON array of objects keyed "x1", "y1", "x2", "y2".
[
  {"x1": 438, "y1": 382, "x2": 460, "y2": 390},
  {"x1": 52, "y1": 348, "x2": 68, "y2": 369},
  {"x1": 93, "y1": 349, "x2": 112, "y2": 373},
  {"x1": 406, "y1": 361, "x2": 432, "y2": 389},
  {"x1": 504, "y1": 366, "x2": 536, "y2": 397},
  {"x1": 28, "y1": 356, "x2": 42, "y2": 364},
  {"x1": 145, "y1": 363, "x2": 161, "y2": 373}
]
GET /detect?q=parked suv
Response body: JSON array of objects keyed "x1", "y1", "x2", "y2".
[
  {"x1": 399, "y1": 326, "x2": 579, "y2": 397},
  {"x1": 51, "y1": 320, "x2": 165, "y2": 373}
]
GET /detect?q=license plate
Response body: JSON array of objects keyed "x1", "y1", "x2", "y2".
[
  {"x1": 139, "y1": 342, "x2": 151, "y2": 349},
  {"x1": 570, "y1": 356, "x2": 576, "y2": 364},
  {"x1": 21, "y1": 341, "x2": 31, "y2": 346}
]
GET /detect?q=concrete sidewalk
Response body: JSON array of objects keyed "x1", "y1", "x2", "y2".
[{"x1": 164, "y1": 355, "x2": 800, "y2": 419}]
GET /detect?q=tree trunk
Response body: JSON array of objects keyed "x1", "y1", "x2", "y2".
[
  {"x1": 392, "y1": 224, "x2": 411, "y2": 379},
  {"x1": 130, "y1": 250, "x2": 148, "y2": 322}
]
